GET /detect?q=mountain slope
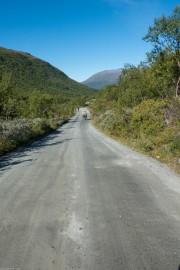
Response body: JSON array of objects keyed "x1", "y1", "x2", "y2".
[
  {"x1": 0, "y1": 47, "x2": 96, "y2": 96},
  {"x1": 82, "y1": 68, "x2": 122, "y2": 89}
]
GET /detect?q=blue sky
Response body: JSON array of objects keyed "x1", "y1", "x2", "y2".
[{"x1": 0, "y1": 0, "x2": 179, "y2": 82}]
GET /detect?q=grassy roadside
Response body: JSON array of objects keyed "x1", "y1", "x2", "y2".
[
  {"x1": 90, "y1": 101, "x2": 180, "y2": 175},
  {"x1": 92, "y1": 120, "x2": 180, "y2": 174},
  {"x1": 0, "y1": 118, "x2": 68, "y2": 156}
]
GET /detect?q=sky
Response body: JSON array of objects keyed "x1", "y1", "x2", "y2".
[{"x1": 0, "y1": 0, "x2": 179, "y2": 82}]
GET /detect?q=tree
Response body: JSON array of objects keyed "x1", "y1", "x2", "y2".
[
  {"x1": 0, "y1": 71, "x2": 14, "y2": 118},
  {"x1": 117, "y1": 65, "x2": 156, "y2": 107},
  {"x1": 143, "y1": 5, "x2": 180, "y2": 97}
]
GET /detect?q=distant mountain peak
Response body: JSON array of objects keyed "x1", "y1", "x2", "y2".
[{"x1": 82, "y1": 68, "x2": 122, "y2": 89}]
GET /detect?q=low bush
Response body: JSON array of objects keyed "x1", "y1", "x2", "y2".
[
  {"x1": 92, "y1": 98, "x2": 180, "y2": 172},
  {"x1": 96, "y1": 110, "x2": 117, "y2": 131},
  {"x1": 0, "y1": 118, "x2": 61, "y2": 155},
  {"x1": 130, "y1": 99, "x2": 167, "y2": 137}
]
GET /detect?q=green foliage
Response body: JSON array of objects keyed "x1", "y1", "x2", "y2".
[
  {"x1": 0, "y1": 118, "x2": 60, "y2": 155},
  {"x1": 170, "y1": 135, "x2": 180, "y2": 154},
  {"x1": 117, "y1": 65, "x2": 156, "y2": 107},
  {"x1": 31, "y1": 118, "x2": 50, "y2": 135},
  {"x1": 92, "y1": 84, "x2": 180, "y2": 171},
  {"x1": 0, "y1": 47, "x2": 97, "y2": 154},
  {"x1": 130, "y1": 99, "x2": 166, "y2": 136},
  {"x1": 143, "y1": 5, "x2": 180, "y2": 56},
  {"x1": 143, "y1": 5, "x2": 180, "y2": 97},
  {"x1": 91, "y1": 6, "x2": 180, "y2": 171},
  {"x1": 0, "y1": 47, "x2": 96, "y2": 97},
  {"x1": 0, "y1": 47, "x2": 97, "y2": 122},
  {"x1": 95, "y1": 110, "x2": 117, "y2": 131}
]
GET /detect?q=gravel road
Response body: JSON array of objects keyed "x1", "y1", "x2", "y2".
[{"x1": 0, "y1": 109, "x2": 180, "y2": 270}]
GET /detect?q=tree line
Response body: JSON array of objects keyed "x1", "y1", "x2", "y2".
[{"x1": 92, "y1": 6, "x2": 180, "y2": 172}]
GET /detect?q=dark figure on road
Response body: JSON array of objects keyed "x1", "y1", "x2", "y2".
[{"x1": 83, "y1": 111, "x2": 87, "y2": 120}]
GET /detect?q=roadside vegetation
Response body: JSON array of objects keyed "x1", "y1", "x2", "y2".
[
  {"x1": 0, "y1": 48, "x2": 96, "y2": 155},
  {"x1": 91, "y1": 6, "x2": 180, "y2": 173}
]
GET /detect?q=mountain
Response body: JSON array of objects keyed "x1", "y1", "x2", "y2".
[
  {"x1": 82, "y1": 68, "x2": 122, "y2": 89},
  {"x1": 0, "y1": 47, "x2": 96, "y2": 96}
]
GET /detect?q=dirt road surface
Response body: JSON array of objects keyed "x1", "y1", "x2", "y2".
[{"x1": 0, "y1": 110, "x2": 179, "y2": 270}]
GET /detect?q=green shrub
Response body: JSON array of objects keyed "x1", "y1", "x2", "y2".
[
  {"x1": 96, "y1": 110, "x2": 117, "y2": 131},
  {"x1": 31, "y1": 118, "x2": 50, "y2": 135},
  {"x1": 169, "y1": 134, "x2": 180, "y2": 154},
  {"x1": 0, "y1": 118, "x2": 61, "y2": 155},
  {"x1": 130, "y1": 99, "x2": 167, "y2": 137}
]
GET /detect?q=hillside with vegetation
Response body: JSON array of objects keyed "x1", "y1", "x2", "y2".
[
  {"x1": 0, "y1": 47, "x2": 95, "y2": 96},
  {"x1": 0, "y1": 47, "x2": 97, "y2": 154},
  {"x1": 91, "y1": 6, "x2": 180, "y2": 173}
]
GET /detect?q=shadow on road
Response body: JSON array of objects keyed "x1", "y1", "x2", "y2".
[
  {"x1": 63, "y1": 126, "x2": 75, "y2": 130},
  {"x1": 69, "y1": 120, "x2": 78, "y2": 123},
  {"x1": 0, "y1": 128, "x2": 73, "y2": 172}
]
